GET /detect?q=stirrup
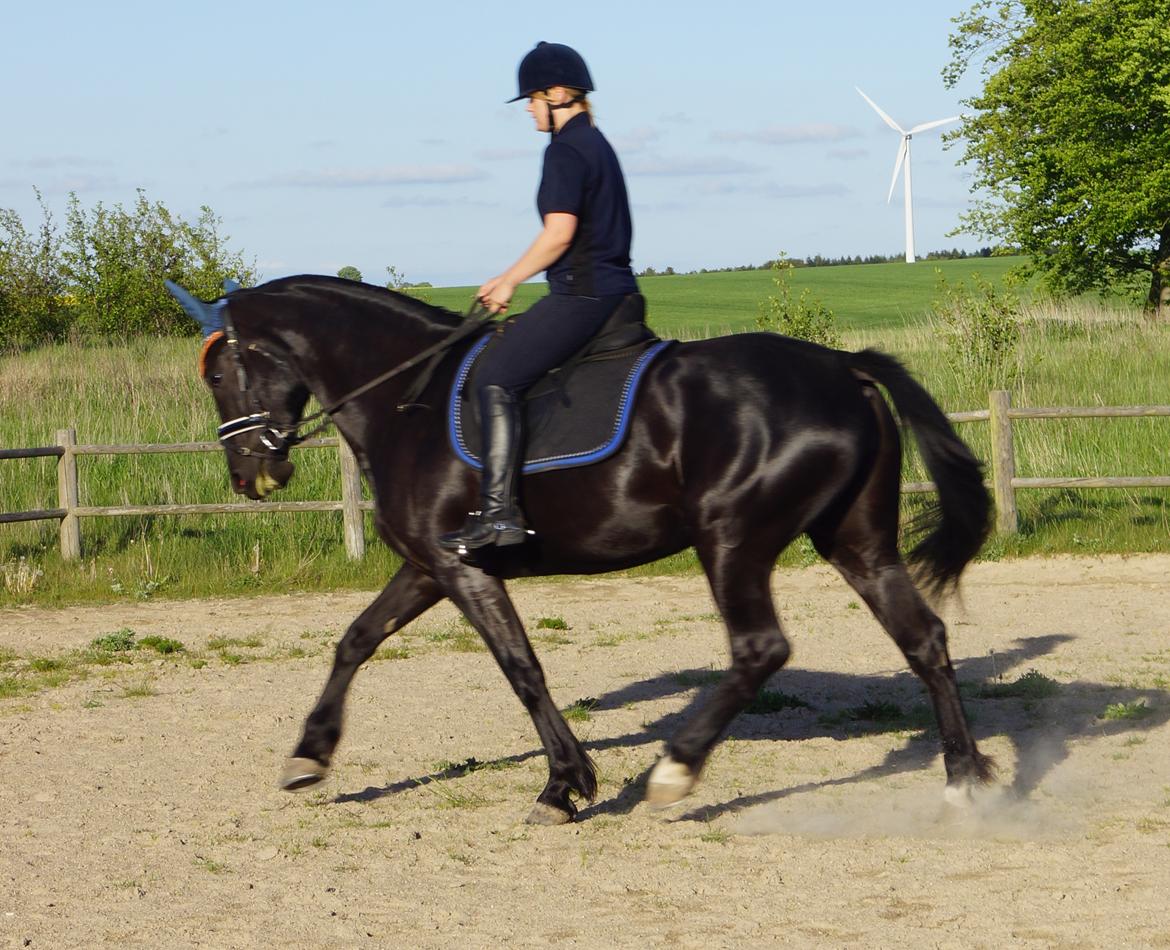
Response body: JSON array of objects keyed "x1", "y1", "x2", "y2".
[{"x1": 439, "y1": 511, "x2": 531, "y2": 553}]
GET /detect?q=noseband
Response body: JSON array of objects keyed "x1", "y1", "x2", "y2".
[{"x1": 215, "y1": 301, "x2": 494, "y2": 460}]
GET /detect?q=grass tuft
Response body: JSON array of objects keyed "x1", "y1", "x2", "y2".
[
  {"x1": 561, "y1": 697, "x2": 599, "y2": 723},
  {"x1": 976, "y1": 669, "x2": 1061, "y2": 700},
  {"x1": 1101, "y1": 700, "x2": 1153, "y2": 721}
]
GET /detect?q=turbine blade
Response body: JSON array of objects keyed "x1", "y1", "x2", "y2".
[
  {"x1": 887, "y1": 138, "x2": 908, "y2": 203},
  {"x1": 909, "y1": 115, "x2": 962, "y2": 135},
  {"x1": 855, "y1": 87, "x2": 905, "y2": 134}
]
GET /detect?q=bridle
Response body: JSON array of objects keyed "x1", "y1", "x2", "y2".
[{"x1": 214, "y1": 301, "x2": 495, "y2": 461}]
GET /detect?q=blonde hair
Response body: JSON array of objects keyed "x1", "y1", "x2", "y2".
[{"x1": 535, "y1": 87, "x2": 594, "y2": 123}]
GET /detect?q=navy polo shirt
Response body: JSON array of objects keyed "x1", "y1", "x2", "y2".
[{"x1": 536, "y1": 113, "x2": 638, "y2": 297}]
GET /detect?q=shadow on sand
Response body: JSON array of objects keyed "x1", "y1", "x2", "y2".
[{"x1": 332, "y1": 629, "x2": 1168, "y2": 821}]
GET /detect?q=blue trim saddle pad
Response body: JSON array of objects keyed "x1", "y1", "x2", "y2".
[{"x1": 448, "y1": 334, "x2": 674, "y2": 474}]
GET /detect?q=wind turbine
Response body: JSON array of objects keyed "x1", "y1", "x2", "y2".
[{"x1": 856, "y1": 87, "x2": 960, "y2": 263}]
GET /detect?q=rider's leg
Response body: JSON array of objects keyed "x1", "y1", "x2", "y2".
[
  {"x1": 439, "y1": 294, "x2": 621, "y2": 551},
  {"x1": 440, "y1": 383, "x2": 528, "y2": 550}
]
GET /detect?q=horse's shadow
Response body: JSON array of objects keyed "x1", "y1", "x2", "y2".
[{"x1": 333, "y1": 630, "x2": 1170, "y2": 820}]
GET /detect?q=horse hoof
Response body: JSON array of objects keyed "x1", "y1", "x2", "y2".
[
  {"x1": 645, "y1": 755, "x2": 696, "y2": 808},
  {"x1": 525, "y1": 802, "x2": 573, "y2": 826},
  {"x1": 280, "y1": 757, "x2": 329, "y2": 791},
  {"x1": 943, "y1": 782, "x2": 975, "y2": 808}
]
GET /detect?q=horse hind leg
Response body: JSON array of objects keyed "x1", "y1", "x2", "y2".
[
  {"x1": 809, "y1": 506, "x2": 995, "y2": 802},
  {"x1": 647, "y1": 539, "x2": 792, "y2": 807}
]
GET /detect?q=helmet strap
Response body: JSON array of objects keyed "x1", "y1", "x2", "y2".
[{"x1": 542, "y1": 90, "x2": 585, "y2": 137}]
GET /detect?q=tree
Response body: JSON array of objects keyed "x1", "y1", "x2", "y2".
[
  {"x1": 337, "y1": 265, "x2": 362, "y2": 282},
  {"x1": 0, "y1": 191, "x2": 68, "y2": 349},
  {"x1": 60, "y1": 190, "x2": 257, "y2": 338},
  {"x1": 945, "y1": 0, "x2": 1170, "y2": 315}
]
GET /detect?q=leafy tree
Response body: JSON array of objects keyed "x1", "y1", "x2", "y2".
[
  {"x1": 61, "y1": 190, "x2": 256, "y2": 338},
  {"x1": 337, "y1": 265, "x2": 363, "y2": 282},
  {"x1": 0, "y1": 191, "x2": 68, "y2": 350},
  {"x1": 945, "y1": 0, "x2": 1170, "y2": 316}
]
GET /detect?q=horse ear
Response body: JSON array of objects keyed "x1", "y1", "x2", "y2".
[
  {"x1": 165, "y1": 279, "x2": 227, "y2": 336},
  {"x1": 198, "y1": 330, "x2": 227, "y2": 379}
]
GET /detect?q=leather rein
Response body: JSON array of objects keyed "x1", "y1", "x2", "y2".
[{"x1": 215, "y1": 302, "x2": 494, "y2": 461}]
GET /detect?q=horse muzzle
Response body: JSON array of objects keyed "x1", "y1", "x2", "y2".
[{"x1": 234, "y1": 459, "x2": 294, "y2": 500}]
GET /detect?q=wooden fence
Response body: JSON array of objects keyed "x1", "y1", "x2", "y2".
[
  {"x1": 1, "y1": 431, "x2": 372, "y2": 561},
  {"x1": 3, "y1": 390, "x2": 1170, "y2": 559}
]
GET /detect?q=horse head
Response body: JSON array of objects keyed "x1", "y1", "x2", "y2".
[{"x1": 167, "y1": 280, "x2": 306, "y2": 501}]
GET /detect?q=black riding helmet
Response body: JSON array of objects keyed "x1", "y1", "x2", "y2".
[{"x1": 507, "y1": 41, "x2": 594, "y2": 103}]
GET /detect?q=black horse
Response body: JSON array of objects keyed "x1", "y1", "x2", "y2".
[{"x1": 179, "y1": 275, "x2": 994, "y2": 824}]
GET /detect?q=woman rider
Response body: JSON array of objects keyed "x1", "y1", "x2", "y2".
[{"x1": 439, "y1": 41, "x2": 639, "y2": 552}]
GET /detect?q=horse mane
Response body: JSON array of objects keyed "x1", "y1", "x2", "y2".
[{"x1": 240, "y1": 275, "x2": 465, "y2": 332}]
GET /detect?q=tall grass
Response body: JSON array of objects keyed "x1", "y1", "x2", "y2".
[
  {"x1": 2, "y1": 261, "x2": 1168, "y2": 606},
  {"x1": 0, "y1": 336, "x2": 400, "y2": 605},
  {"x1": 856, "y1": 303, "x2": 1170, "y2": 557}
]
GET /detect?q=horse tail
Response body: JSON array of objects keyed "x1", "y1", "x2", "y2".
[{"x1": 847, "y1": 348, "x2": 991, "y2": 596}]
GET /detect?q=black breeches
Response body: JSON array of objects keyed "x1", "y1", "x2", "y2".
[{"x1": 473, "y1": 294, "x2": 625, "y2": 401}]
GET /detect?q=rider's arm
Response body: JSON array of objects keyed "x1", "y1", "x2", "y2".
[{"x1": 478, "y1": 212, "x2": 577, "y2": 312}]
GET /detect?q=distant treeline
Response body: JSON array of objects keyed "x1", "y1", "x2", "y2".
[{"x1": 637, "y1": 247, "x2": 1004, "y2": 278}]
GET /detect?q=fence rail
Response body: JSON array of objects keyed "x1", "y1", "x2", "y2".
[
  {"x1": 3, "y1": 429, "x2": 371, "y2": 560},
  {"x1": 4, "y1": 390, "x2": 1170, "y2": 558}
]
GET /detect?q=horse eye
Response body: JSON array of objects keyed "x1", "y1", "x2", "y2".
[{"x1": 209, "y1": 374, "x2": 224, "y2": 387}]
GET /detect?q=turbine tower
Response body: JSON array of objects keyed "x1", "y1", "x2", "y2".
[{"x1": 856, "y1": 87, "x2": 960, "y2": 263}]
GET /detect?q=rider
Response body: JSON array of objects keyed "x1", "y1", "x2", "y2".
[{"x1": 440, "y1": 41, "x2": 639, "y2": 552}]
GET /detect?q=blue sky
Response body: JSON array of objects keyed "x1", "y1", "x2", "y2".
[{"x1": 3, "y1": 1, "x2": 987, "y2": 288}]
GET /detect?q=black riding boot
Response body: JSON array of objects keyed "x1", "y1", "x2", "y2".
[{"x1": 439, "y1": 385, "x2": 529, "y2": 552}]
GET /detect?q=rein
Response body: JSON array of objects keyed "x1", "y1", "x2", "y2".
[{"x1": 216, "y1": 301, "x2": 494, "y2": 459}]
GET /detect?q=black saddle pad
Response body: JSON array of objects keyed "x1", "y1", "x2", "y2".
[{"x1": 448, "y1": 296, "x2": 673, "y2": 474}]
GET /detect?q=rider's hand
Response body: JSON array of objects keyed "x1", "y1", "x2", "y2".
[{"x1": 477, "y1": 276, "x2": 516, "y2": 315}]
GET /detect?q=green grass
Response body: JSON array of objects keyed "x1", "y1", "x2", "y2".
[
  {"x1": 561, "y1": 697, "x2": 599, "y2": 722},
  {"x1": 3, "y1": 257, "x2": 1168, "y2": 606},
  {"x1": 974, "y1": 669, "x2": 1061, "y2": 700},
  {"x1": 1101, "y1": 700, "x2": 1153, "y2": 721},
  {"x1": 426, "y1": 256, "x2": 1029, "y2": 336},
  {"x1": 744, "y1": 688, "x2": 810, "y2": 715}
]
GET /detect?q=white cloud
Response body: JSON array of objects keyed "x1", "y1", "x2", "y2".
[
  {"x1": 698, "y1": 181, "x2": 850, "y2": 199},
  {"x1": 712, "y1": 123, "x2": 862, "y2": 145},
  {"x1": 624, "y1": 154, "x2": 764, "y2": 177},
  {"x1": 827, "y1": 147, "x2": 868, "y2": 160},
  {"x1": 241, "y1": 164, "x2": 488, "y2": 188},
  {"x1": 612, "y1": 126, "x2": 661, "y2": 154},
  {"x1": 473, "y1": 147, "x2": 531, "y2": 161}
]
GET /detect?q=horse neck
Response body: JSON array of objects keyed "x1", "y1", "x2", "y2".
[{"x1": 243, "y1": 283, "x2": 461, "y2": 412}]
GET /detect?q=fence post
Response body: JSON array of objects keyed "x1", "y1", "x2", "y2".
[
  {"x1": 56, "y1": 428, "x2": 82, "y2": 560},
  {"x1": 988, "y1": 390, "x2": 1018, "y2": 535},
  {"x1": 337, "y1": 435, "x2": 365, "y2": 560}
]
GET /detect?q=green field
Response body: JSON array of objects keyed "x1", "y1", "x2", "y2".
[
  {"x1": 2, "y1": 257, "x2": 1168, "y2": 607},
  {"x1": 425, "y1": 256, "x2": 1028, "y2": 335}
]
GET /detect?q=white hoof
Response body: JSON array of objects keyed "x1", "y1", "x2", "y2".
[
  {"x1": 943, "y1": 782, "x2": 975, "y2": 808},
  {"x1": 279, "y1": 757, "x2": 329, "y2": 791},
  {"x1": 645, "y1": 755, "x2": 696, "y2": 808}
]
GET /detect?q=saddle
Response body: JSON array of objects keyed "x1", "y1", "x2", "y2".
[{"x1": 449, "y1": 294, "x2": 674, "y2": 474}]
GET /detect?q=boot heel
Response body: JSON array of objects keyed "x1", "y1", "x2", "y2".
[{"x1": 493, "y1": 525, "x2": 529, "y2": 546}]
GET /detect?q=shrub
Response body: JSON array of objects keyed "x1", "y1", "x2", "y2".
[
  {"x1": 61, "y1": 191, "x2": 256, "y2": 339},
  {"x1": 0, "y1": 193, "x2": 70, "y2": 349},
  {"x1": 755, "y1": 252, "x2": 841, "y2": 348},
  {"x1": 0, "y1": 189, "x2": 256, "y2": 349},
  {"x1": 933, "y1": 270, "x2": 1022, "y2": 386}
]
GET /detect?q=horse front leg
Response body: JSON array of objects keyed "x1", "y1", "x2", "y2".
[
  {"x1": 441, "y1": 566, "x2": 597, "y2": 825},
  {"x1": 281, "y1": 562, "x2": 443, "y2": 791}
]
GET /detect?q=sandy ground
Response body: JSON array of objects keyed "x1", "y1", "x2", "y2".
[{"x1": 1, "y1": 555, "x2": 1169, "y2": 949}]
